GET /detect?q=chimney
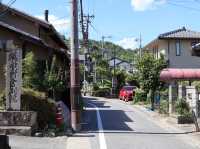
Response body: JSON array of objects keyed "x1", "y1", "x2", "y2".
[{"x1": 45, "y1": 10, "x2": 49, "y2": 22}]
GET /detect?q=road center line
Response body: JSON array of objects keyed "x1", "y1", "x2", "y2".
[{"x1": 87, "y1": 102, "x2": 107, "y2": 149}]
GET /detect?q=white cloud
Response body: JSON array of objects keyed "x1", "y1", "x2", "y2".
[
  {"x1": 35, "y1": 15, "x2": 70, "y2": 33},
  {"x1": 131, "y1": 0, "x2": 166, "y2": 11},
  {"x1": 116, "y1": 37, "x2": 138, "y2": 50}
]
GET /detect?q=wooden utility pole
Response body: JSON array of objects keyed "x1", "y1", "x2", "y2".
[{"x1": 70, "y1": 0, "x2": 81, "y2": 132}]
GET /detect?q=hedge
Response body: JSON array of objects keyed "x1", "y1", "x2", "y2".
[{"x1": 92, "y1": 88, "x2": 110, "y2": 97}]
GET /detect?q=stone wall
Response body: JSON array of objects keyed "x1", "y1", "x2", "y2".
[{"x1": 0, "y1": 111, "x2": 37, "y2": 127}]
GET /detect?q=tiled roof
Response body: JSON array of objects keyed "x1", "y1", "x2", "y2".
[{"x1": 158, "y1": 27, "x2": 200, "y2": 39}]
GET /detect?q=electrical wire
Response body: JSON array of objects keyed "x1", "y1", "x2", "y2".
[
  {"x1": 0, "y1": 0, "x2": 17, "y2": 17},
  {"x1": 167, "y1": 1, "x2": 200, "y2": 12}
]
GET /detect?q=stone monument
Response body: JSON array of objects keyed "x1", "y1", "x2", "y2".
[
  {"x1": 0, "y1": 40, "x2": 37, "y2": 136},
  {"x1": 5, "y1": 41, "x2": 22, "y2": 111}
]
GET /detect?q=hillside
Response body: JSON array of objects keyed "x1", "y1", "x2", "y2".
[
  {"x1": 65, "y1": 39, "x2": 137, "y2": 63},
  {"x1": 87, "y1": 40, "x2": 136, "y2": 63}
]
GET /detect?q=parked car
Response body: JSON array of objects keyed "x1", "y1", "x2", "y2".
[{"x1": 119, "y1": 86, "x2": 136, "y2": 102}]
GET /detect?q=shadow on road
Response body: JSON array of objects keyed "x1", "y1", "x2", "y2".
[
  {"x1": 82, "y1": 97, "x2": 134, "y2": 132},
  {"x1": 82, "y1": 97, "x2": 195, "y2": 136}
]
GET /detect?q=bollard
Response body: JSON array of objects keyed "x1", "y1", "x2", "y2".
[{"x1": 0, "y1": 135, "x2": 11, "y2": 149}]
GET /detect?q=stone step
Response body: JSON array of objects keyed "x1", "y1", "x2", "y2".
[{"x1": 0, "y1": 126, "x2": 31, "y2": 136}]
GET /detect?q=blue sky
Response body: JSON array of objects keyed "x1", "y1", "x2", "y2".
[{"x1": 4, "y1": 0, "x2": 200, "y2": 49}]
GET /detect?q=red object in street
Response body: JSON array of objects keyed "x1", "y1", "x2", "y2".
[
  {"x1": 119, "y1": 86, "x2": 136, "y2": 102},
  {"x1": 56, "y1": 104, "x2": 64, "y2": 127}
]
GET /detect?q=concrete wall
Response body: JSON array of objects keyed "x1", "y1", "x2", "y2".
[{"x1": 168, "y1": 40, "x2": 200, "y2": 68}]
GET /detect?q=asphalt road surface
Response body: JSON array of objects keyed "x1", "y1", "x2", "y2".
[{"x1": 82, "y1": 96, "x2": 200, "y2": 149}]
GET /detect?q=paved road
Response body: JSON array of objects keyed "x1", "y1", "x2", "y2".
[
  {"x1": 82, "y1": 96, "x2": 200, "y2": 149},
  {"x1": 9, "y1": 135, "x2": 68, "y2": 149}
]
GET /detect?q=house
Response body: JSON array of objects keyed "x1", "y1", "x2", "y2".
[
  {"x1": 145, "y1": 27, "x2": 200, "y2": 115},
  {"x1": 109, "y1": 58, "x2": 135, "y2": 73},
  {"x1": 0, "y1": 3, "x2": 70, "y2": 110},
  {"x1": 144, "y1": 27, "x2": 200, "y2": 68}
]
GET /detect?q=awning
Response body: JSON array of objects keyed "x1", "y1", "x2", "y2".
[{"x1": 160, "y1": 68, "x2": 200, "y2": 81}]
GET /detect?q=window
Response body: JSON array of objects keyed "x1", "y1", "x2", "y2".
[{"x1": 176, "y1": 40, "x2": 181, "y2": 56}]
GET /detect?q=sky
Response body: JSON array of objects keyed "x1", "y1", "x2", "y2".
[{"x1": 3, "y1": 0, "x2": 200, "y2": 49}]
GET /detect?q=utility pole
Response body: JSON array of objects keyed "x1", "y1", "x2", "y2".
[
  {"x1": 139, "y1": 33, "x2": 142, "y2": 58},
  {"x1": 111, "y1": 48, "x2": 117, "y2": 97},
  {"x1": 79, "y1": 0, "x2": 94, "y2": 92},
  {"x1": 101, "y1": 36, "x2": 112, "y2": 59},
  {"x1": 135, "y1": 34, "x2": 142, "y2": 58},
  {"x1": 70, "y1": 0, "x2": 81, "y2": 132}
]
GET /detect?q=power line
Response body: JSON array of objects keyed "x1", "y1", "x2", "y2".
[
  {"x1": 167, "y1": 1, "x2": 200, "y2": 12},
  {"x1": 0, "y1": 0, "x2": 17, "y2": 17}
]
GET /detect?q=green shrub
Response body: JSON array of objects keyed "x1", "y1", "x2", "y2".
[
  {"x1": 93, "y1": 88, "x2": 110, "y2": 97},
  {"x1": 21, "y1": 88, "x2": 56, "y2": 130},
  {"x1": 175, "y1": 99, "x2": 190, "y2": 116},
  {"x1": 159, "y1": 100, "x2": 168, "y2": 114},
  {"x1": 133, "y1": 89, "x2": 147, "y2": 103},
  {"x1": 93, "y1": 83, "x2": 99, "y2": 91}
]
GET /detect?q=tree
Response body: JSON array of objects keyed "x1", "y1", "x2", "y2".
[
  {"x1": 43, "y1": 55, "x2": 68, "y2": 99},
  {"x1": 22, "y1": 52, "x2": 44, "y2": 89},
  {"x1": 135, "y1": 53, "x2": 167, "y2": 110}
]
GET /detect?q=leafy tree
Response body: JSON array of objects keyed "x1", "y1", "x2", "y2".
[
  {"x1": 43, "y1": 55, "x2": 68, "y2": 99},
  {"x1": 135, "y1": 53, "x2": 167, "y2": 110},
  {"x1": 23, "y1": 52, "x2": 42, "y2": 89}
]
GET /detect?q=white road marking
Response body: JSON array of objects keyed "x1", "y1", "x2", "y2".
[{"x1": 87, "y1": 102, "x2": 107, "y2": 149}]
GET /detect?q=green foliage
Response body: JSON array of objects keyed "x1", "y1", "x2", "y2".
[
  {"x1": 23, "y1": 52, "x2": 41, "y2": 89},
  {"x1": 192, "y1": 81, "x2": 200, "y2": 91},
  {"x1": 135, "y1": 53, "x2": 167, "y2": 109},
  {"x1": 175, "y1": 99, "x2": 190, "y2": 116},
  {"x1": 159, "y1": 100, "x2": 169, "y2": 114},
  {"x1": 92, "y1": 87, "x2": 110, "y2": 97},
  {"x1": 87, "y1": 40, "x2": 136, "y2": 63},
  {"x1": 136, "y1": 53, "x2": 167, "y2": 93},
  {"x1": 44, "y1": 56, "x2": 66, "y2": 93},
  {"x1": 23, "y1": 52, "x2": 69, "y2": 100},
  {"x1": 125, "y1": 73, "x2": 139, "y2": 87},
  {"x1": 21, "y1": 88, "x2": 56, "y2": 130},
  {"x1": 133, "y1": 89, "x2": 147, "y2": 104},
  {"x1": 92, "y1": 83, "x2": 100, "y2": 91},
  {"x1": 115, "y1": 69, "x2": 126, "y2": 92}
]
